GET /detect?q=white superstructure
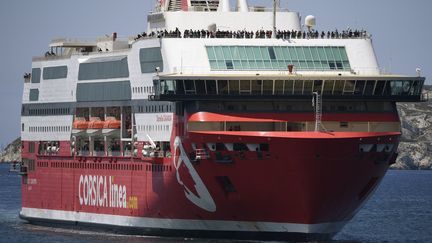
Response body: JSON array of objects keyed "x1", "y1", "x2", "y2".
[{"x1": 21, "y1": 0, "x2": 382, "y2": 144}]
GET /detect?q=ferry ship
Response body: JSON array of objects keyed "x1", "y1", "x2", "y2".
[{"x1": 19, "y1": 0, "x2": 426, "y2": 240}]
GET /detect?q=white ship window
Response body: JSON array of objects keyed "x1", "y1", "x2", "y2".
[
  {"x1": 31, "y1": 68, "x2": 41, "y2": 83},
  {"x1": 43, "y1": 66, "x2": 68, "y2": 80},
  {"x1": 139, "y1": 48, "x2": 163, "y2": 73},
  {"x1": 206, "y1": 46, "x2": 351, "y2": 71},
  {"x1": 78, "y1": 57, "x2": 129, "y2": 80},
  {"x1": 26, "y1": 107, "x2": 70, "y2": 116},
  {"x1": 76, "y1": 81, "x2": 131, "y2": 102},
  {"x1": 29, "y1": 89, "x2": 39, "y2": 101}
]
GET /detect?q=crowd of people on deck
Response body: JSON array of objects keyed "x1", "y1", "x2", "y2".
[
  {"x1": 23, "y1": 72, "x2": 31, "y2": 80},
  {"x1": 134, "y1": 28, "x2": 369, "y2": 41},
  {"x1": 44, "y1": 50, "x2": 56, "y2": 57}
]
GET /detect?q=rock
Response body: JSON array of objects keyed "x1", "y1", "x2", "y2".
[
  {"x1": 0, "y1": 138, "x2": 21, "y2": 163},
  {"x1": 392, "y1": 85, "x2": 432, "y2": 170},
  {"x1": 393, "y1": 142, "x2": 431, "y2": 170}
]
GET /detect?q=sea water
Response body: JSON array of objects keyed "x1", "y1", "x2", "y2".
[{"x1": 0, "y1": 163, "x2": 431, "y2": 242}]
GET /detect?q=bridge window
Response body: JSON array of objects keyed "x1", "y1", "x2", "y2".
[
  {"x1": 156, "y1": 78, "x2": 424, "y2": 100},
  {"x1": 206, "y1": 80, "x2": 217, "y2": 94},
  {"x1": 240, "y1": 80, "x2": 251, "y2": 94},
  {"x1": 252, "y1": 80, "x2": 263, "y2": 94},
  {"x1": 218, "y1": 80, "x2": 229, "y2": 94},
  {"x1": 184, "y1": 80, "x2": 195, "y2": 94},
  {"x1": 229, "y1": 80, "x2": 240, "y2": 95},
  {"x1": 322, "y1": 80, "x2": 335, "y2": 95},
  {"x1": 364, "y1": 80, "x2": 376, "y2": 95},
  {"x1": 374, "y1": 81, "x2": 385, "y2": 96},
  {"x1": 263, "y1": 80, "x2": 273, "y2": 94}
]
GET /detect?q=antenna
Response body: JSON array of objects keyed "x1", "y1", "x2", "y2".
[
  {"x1": 272, "y1": 0, "x2": 277, "y2": 38},
  {"x1": 416, "y1": 68, "x2": 421, "y2": 77}
]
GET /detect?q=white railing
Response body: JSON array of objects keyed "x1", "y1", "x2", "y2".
[
  {"x1": 248, "y1": 6, "x2": 290, "y2": 12},
  {"x1": 32, "y1": 54, "x2": 72, "y2": 62},
  {"x1": 75, "y1": 48, "x2": 130, "y2": 57},
  {"x1": 50, "y1": 37, "x2": 97, "y2": 44}
]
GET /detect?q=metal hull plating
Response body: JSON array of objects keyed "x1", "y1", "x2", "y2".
[{"x1": 20, "y1": 131, "x2": 398, "y2": 240}]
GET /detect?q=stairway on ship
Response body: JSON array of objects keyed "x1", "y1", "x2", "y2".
[
  {"x1": 167, "y1": 0, "x2": 219, "y2": 12},
  {"x1": 168, "y1": 0, "x2": 182, "y2": 11},
  {"x1": 190, "y1": 0, "x2": 219, "y2": 11}
]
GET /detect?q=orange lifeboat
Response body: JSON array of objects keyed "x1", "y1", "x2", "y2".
[
  {"x1": 88, "y1": 118, "x2": 104, "y2": 129},
  {"x1": 73, "y1": 118, "x2": 89, "y2": 129},
  {"x1": 104, "y1": 117, "x2": 121, "y2": 129}
]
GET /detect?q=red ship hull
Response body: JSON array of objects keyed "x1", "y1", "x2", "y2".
[{"x1": 20, "y1": 131, "x2": 399, "y2": 240}]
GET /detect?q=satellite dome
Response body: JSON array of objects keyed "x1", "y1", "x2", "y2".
[{"x1": 305, "y1": 15, "x2": 316, "y2": 29}]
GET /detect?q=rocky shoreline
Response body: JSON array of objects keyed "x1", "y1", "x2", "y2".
[
  {"x1": 0, "y1": 138, "x2": 21, "y2": 163},
  {"x1": 392, "y1": 86, "x2": 432, "y2": 170}
]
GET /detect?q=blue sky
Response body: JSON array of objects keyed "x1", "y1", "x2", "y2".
[{"x1": 0, "y1": 0, "x2": 430, "y2": 148}]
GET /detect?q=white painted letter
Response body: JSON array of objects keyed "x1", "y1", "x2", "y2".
[
  {"x1": 79, "y1": 175, "x2": 83, "y2": 205},
  {"x1": 83, "y1": 175, "x2": 89, "y2": 205}
]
